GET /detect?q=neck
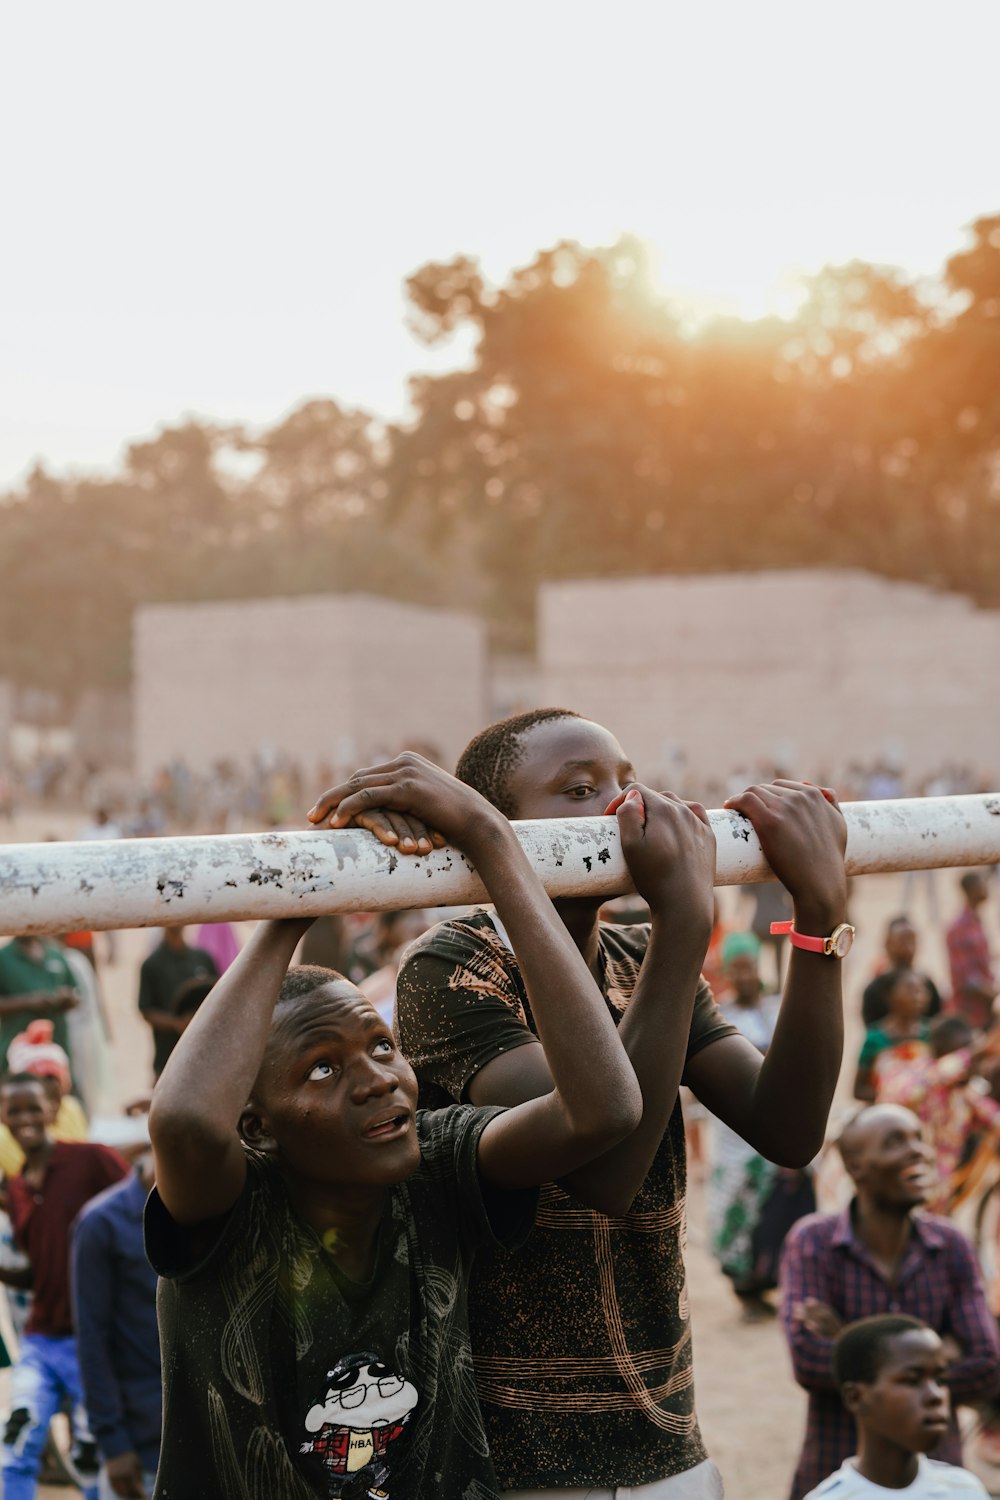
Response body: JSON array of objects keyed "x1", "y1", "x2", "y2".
[
  {"x1": 854, "y1": 1195, "x2": 914, "y2": 1261},
  {"x1": 552, "y1": 898, "x2": 602, "y2": 974},
  {"x1": 285, "y1": 1175, "x2": 390, "y2": 1280},
  {"x1": 855, "y1": 1433, "x2": 920, "y2": 1490},
  {"x1": 21, "y1": 1136, "x2": 54, "y2": 1175}
]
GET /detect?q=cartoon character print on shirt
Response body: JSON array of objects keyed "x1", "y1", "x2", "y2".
[{"x1": 299, "y1": 1351, "x2": 418, "y2": 1499}]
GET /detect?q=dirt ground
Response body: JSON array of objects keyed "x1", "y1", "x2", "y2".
[{"x1": 1, "y1": 806, "x2": 998, "y2": 1498}]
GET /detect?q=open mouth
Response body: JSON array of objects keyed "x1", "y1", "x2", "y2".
[
  {"x1": 362, "y1": 1112, "x2": 411, "y2": 1142},
  {"x1": 900, "y1": 1164, "x2": 932, "y2": 1190}
]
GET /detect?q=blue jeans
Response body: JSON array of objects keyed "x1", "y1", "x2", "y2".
[{"x1": 1, "y1": 1333, "x2": 98, "y2": 1500}]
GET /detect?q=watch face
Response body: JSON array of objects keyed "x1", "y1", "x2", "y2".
[{"x1": 832, "y1": 924, "x2": 855, "y2": 958}]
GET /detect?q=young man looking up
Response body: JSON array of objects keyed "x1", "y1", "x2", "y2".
[
  {"x1": 311, "y1": 708, "x2": 851, "y2": 1497},
  {"x1": 147, "y1": 756, "x2": 642, "y2": 1499}
]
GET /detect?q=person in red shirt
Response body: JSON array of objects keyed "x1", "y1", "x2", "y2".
[
  {"x1": 0, "y1": 1072, "x2": 128, "y2": 1500},
  {"x1": 946, "y1": 873, "x2": 997, "y2": 1032}
]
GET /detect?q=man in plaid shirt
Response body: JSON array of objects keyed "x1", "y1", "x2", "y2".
[{"x1": 780, "y1": 1103, "x2": 1000, "y2": 1500}]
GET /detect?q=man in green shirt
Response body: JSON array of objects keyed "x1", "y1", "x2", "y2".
[{"x1": 0, "y1": 936, "x2": 79, "y2": 1075}]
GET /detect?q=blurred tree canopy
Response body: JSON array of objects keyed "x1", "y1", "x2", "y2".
[{"x1": 2, "y1": 214, "x2": 998, "y2": 697}]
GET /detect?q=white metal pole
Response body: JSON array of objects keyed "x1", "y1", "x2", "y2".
[{"x1": 1, "y1": 795, "x2": 998, "y2": 937}]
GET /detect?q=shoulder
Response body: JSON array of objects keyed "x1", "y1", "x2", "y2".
[
  {"x1": 914, "y1": 1212, "x2": 980, "y2": 1260},
  {"x1": 145, "y1": 1150, "x2": 283, "y2": 1283},
  {"x1": 597, "y1": 919, "x2": 650, "y2": 962},
  {"x1": 72, "y1": 1176, "x2": 133, "y2": 1243},
  {"x1": 415, "y1": 1103, "x2": 502, "y2": 1170},
  {"x1": 802, "y1": 1462, "x2": 864, "y2": 1499},
  {"x1": 786, "y1": 1211, "x2": 839, "y2": 1252},
  {"x1": 923, "y1": 1457, "x2": 990, "y2": 1493},
  {"x1": 187, "y1": 947, "x2": 219, "y2": 971},
  {"x1": 53, "y1": 1138, "x2": 126, "y2": 1178},
  {"x1": 403, "y1": 910, "x2": 510, "y2": 966}
]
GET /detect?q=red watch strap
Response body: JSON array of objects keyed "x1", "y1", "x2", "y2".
[{"x1": 769, "y1": 920, "x2": 826, "y2": 954}]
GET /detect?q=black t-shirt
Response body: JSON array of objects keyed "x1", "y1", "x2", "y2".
[
  {"x1": 862, "y1": 967, "x2": 943, "y2": 1028},
  {"x1": 395, "y1": 910, "x2": 738, "y2": 1488},
  {"x1": 146, "y1": 1106, "x2": 535, "y2": 1500},
  {"x1": 138, "y1": 943, "x2": 218, "y2": 1075}
]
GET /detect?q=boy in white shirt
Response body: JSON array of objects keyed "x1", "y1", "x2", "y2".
[{"x1": 806, "y1": 1315, "x2": 989, "y2": 1498}]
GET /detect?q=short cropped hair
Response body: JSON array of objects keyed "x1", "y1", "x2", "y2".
[
  {"x1": 833, "y1": 1315, "x2": 928, "y2": 1388},
  {"x1": 277, "y1": 964, "x2": 348, "y2": 1008},
  {"x1": 961, "y1": 871, "x2": 986, "y2": 897},
  {"x1": 456, "y1": 708, "x2": 581, "y2": 817}
]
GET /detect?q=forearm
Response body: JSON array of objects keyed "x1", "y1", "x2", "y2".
[
  {"x1": 474, "y1": 824, "x2": 640, "y2": 1141},
  {"x1": 149, "y1": 919, "x2": 306, "y2": 1142},
  {"x1": 561, "y1": 923, "x2": 707, "y2": 1212},
  {"x1": 787, "y1": 1330, "x2": 838, "y2": 1391},
  {"x1": 77, "y1": 1343, "x2": 128, "y2": 1451},
  {"x1": 741, "y1": 900, "x2": 845, "y2": 1164},
  {"x1": 0, "y1": 993, "x2": 45, "y2": 1017},
  {"x1": 0, "y1": 1263, "x2": 34, "y2": 1290},
  {"x1": 945, "y1": 1277, "x2": 1000, "y2": 1403}
]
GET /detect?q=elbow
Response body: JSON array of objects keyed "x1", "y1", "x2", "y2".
[
  {"x1": 574, "y1": 1108, "x2": 638, "y2": 1162},
  {"x1": 770, "y1": 1142, "x2": 819, "y2": 1170},
  {"x1": 751, "y1": 1128, "x2": 821, "y2": 1170},
  {"x1": 592, "y1": 1079, "x2": 643, "y2": 1152},
  {"x1": 147, "y1": 1096, "x2": 229, "y2": 1160},
  {"x1": 591, "y1": 1185, "x2": 641, "y2": 1217}
]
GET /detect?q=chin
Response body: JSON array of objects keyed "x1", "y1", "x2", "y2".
[{"x1": 375, "y1": 1141, "x2": 422, "y2": 1185}]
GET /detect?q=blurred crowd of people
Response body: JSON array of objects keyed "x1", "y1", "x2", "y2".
[
  {"x1": 0, "y1": 746, "x2": 995, "y2": 844},
  {"x1": 0, "y1": 746, "x2": 998, "y2": 1499}
]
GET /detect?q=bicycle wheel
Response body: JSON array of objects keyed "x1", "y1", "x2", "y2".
[{"x1": 974, "y1": 1177, "x2": 1000, "y2": 1291}]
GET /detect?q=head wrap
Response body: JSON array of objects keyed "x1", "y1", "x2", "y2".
[
  {"x1": 721, "y1": 931, "x2": 762, "y2": 968},
  {"x1": 7, "y1": 1018, "x2": 71, "y2": 1093}
]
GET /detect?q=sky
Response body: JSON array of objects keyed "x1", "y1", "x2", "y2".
[{"x1": 1, "y1": 0, "x2": 998, "y2": 488}]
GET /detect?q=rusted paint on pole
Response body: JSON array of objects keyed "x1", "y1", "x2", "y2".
[{"x1": 1, "y1": 794, "x2": 999, "y2": 937}]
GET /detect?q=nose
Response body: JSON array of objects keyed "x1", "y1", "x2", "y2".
[
  {"x1": 925, "y1": 1379, "x2": 948, "y2": 1408},
  {"x1": 349, "y1": 1055, "x2": 399, "y2": 1104}
]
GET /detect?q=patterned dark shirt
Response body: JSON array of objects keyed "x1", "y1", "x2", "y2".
[
  {"x1": 146, "y1": 1106, "x2": 534, "y2": 1500},
  {"x1": 779, "y1": 1204, "x2": 1000, "y2": 1500},
  {"x1": 395, "y1": 910, "x2": 737, "y2": 1488}
]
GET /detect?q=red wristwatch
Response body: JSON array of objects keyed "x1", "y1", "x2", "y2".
[{"x1": 770, "y1": 920, "x2": 855, "y2": 958}]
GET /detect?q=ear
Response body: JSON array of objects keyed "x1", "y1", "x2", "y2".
[
  {"x1": 239, "y1": 1107, "x2": 278, "y2": 1156},
  {"x1": 840, "y1": 1380, "x2": 866, "y2": 1417},
  {"x1": 839, "y1": 1145, "x2": 863, "y2": 1185}
]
